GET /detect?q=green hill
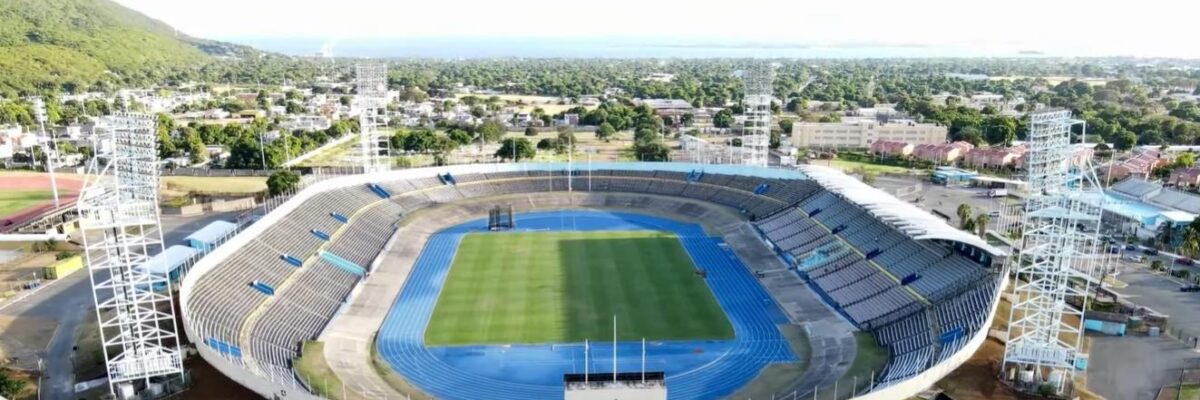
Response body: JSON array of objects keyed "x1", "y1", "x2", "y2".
[{"x1": 0, "y1": 0, "x2": 247, "y2": 96}]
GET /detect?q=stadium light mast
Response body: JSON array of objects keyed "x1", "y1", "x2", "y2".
[
  {"x1": 32, "y1": 97, "x2": 61, "y2": 207},
  {"x1": 739, "y1": 63, "x2": 773, "y2": 167},
  {"x1": 355, "y1": 63, "x2": 390, "y2": 173},
  {"x1": 1002, "y1": 109, "x2": 1104, "y2": 394},
  {"x1": 78, "y1": 113, "x2": 184, "y2": 396}
]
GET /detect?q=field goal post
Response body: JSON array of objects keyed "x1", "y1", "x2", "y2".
[{"x1": 488, "y1": 204, "x2": 515, "y2": 231}]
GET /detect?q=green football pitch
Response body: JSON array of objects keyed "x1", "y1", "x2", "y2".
[{"x1": 424, "y1": 231, "x2": 734, "y2": 346}]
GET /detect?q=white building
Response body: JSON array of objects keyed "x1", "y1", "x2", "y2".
[
  {"x1": 282, "y1": 115, "x2": 332, "y2": 132},
  {"x1": 791, "y1": 120, "x2": 948, "y2": 149}
]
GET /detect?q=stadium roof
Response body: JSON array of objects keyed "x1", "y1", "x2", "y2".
[
  {"x1": 139, "y1": 245, "x2": 198, "y2": 275},
  {"x1": 185, "y1": 220, "x2": 238, "y2": 245},
  {"x1": 799, "y1": 164, "x2": 1006, "y2": 257}
]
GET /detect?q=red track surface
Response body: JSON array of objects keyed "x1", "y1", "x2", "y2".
[{"x1": 0, "y1": 174, "x2": 84, "y2": 230}]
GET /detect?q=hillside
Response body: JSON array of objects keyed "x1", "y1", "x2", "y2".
[{"x1": 0, "y1": 0, "x2": 250, "y2": 97}]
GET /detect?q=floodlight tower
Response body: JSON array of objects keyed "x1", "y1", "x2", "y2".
[
  {"x1": 1002, "y1": 109, "x2": 1104, "y2": 393},
  {"x1": 740, "y1": 63, "x2": 773, "y2": 167},
  {"x1": 32, "y1": 97, "x2": 61, "y2": 207},
  {"x1": 355, "y1": 63, "x2": 390, "y2": 173},
  {"x1": 78, "y1": 113, "x2": 183, "y2": 396}
]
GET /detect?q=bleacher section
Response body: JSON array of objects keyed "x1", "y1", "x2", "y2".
[
  {"x1": 752, "y1": 184, "x2": 1001, "y2": 388},
  {"x1": 186, "y1": 165, "x2": 1001, "y2": 397}
]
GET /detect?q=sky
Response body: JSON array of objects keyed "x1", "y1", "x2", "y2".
[{"x1": 115, "y1": 0, "x2": 1200, "y2": 58}]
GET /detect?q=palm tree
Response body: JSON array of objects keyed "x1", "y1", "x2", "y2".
[
  {"x1": 957, "y1": 203, "x2": 973, "y2": 229},
  {"x1": 975, "y1": 213, "x2": 991, "y2": 238},
  {"x1": 1158, "y1": 223, "x2": 1176, "y2": 249},
  {"x1": 1181, "y1": 219, "x2": 1200, "y2": 259}
]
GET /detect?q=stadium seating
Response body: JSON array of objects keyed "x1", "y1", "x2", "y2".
[{"x1": 186, "y1": 166, "x2": 1000, "y2": 396}]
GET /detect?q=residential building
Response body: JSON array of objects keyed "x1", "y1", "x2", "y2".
[
  {"x1": 791, "y1": 120, "x2": 947, "y2": 149},
  {"x1": 1102, "y1": 149, "x2": 1167, "y2": 182},
  {"x1": 912, "y1": 141, "x2": 974, "y2": 164},
  {"x1": 964, "y1": 144, "x2": 1027, "y2": 169},
  {"x1": 868, "y1": 140, "x2": 914, "y2": 157},
  {"x1": 1169, "y1": 167, "x2": 1200, "y2": 188}
]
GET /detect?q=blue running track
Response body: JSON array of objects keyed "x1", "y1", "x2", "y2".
[{"x1": 375, "y1": 211, "x2": 796, "y2": 400}]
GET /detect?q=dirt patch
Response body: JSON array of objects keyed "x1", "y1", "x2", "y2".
[
  {"x1": 936, "y1": 339, "x2": 1020, "y2": 400},
  {"x1": 178, "y1": 355, "x2": 260, "y2": 400},
  {"x1": 0, "y1": 316, "x2": 55, "y2": 367}
]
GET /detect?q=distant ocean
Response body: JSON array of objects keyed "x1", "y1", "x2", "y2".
[{"x1": 225, "y1": 37, "x2": 1058, "y2": 59}]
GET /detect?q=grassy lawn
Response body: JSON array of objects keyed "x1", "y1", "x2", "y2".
[
  {"x1": 728, "y1": 324, "x2": 812, "y2": 399},
  {"x1": 844, "y1": 332, "x2": 889, "y2": 387},
  {"x1": 295, "y1": 341, "x2": 352, "y2": 400},
  {"x1": 1182, "y1": 384, "x2": 1200, "y2": 400},
  {"x1": 160, "y1": 176, "x2": 266, "y2": 194},
  {"x1": 425, "y1": 231, "x2": 732, "y2": 345},
  {"x1": 0, "y1": 189, "x2": 53, "y2": 217}
]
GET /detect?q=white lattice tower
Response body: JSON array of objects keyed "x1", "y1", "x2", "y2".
[
  {"x1": 740, "y1": 63, "x2": 773, "y2": 167},
  {"x1": 355, "y1": 63, "x2": 389, "y2": 173},
  {"x1": 1002, "y1": 109, "x2": 1104, "y2": 393},
  {"x1": 78, "y1": 113, "x2": 183, "y2": 395}
]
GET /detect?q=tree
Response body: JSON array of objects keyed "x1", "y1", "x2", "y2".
[
  {"x1": 266, "y1": 170, "x2": 300, "y2": 196},
  {"x1": 1174, "y1": 152, "x2": 1196, "y2": 168},
  {"x1": 537, "y1": 138, "x2": 556, "y2": 150},
  {"x1": 956, "y1": 126, "x2": 985, "y2": 146},
  {"x1": 1180, "y1": 218, "x2": 1200, "y2": 258},
  {"x1": 185, "y1": 130, "x2": 208, "y2": 164},
  {"x1": 633, "y1": 140, "x2": 670, "y2": 161},
  {"x1": 555, "y1": 129, "x2": 575, "y2": 154},
  {"x1": 713, "y1": 109, "x2": 734, "y2": 128},
  {"x1": 448, "y1": 129, "x2": 473, "y2": 145},
  {"x1": 0, "y1": 368, "x2": 27, "y2": 398},
  {"x1": 495, "y1": 138, "x2": 535, "y2": 161},
  {"x1": 339, "y1": 96, "x2": 352, "y2": 107},
  {"x1": 596, "y1": 122, "x2": 616, "y2": 142},
  {"x1": 957, "y1": 203, "x2": 973, "y2": 229},
  {"x1": 778, "y1": 119, "x2": 794, "y2": 134},
  {"x1": 983, "y1": 116, "x2": 1018, "y2": 146},
  {"x1": 477, "y1": 120, "x2": 505, "y2": 143},
  {"x1": 974, "y1": 212, "x2": 991, "y2": 238},
  {"x1": 524, "y1": 126, "x2": 538, "y2": 136},
  {"x1": 155, "y1": 113, "x2": 178, "y2": 159},
  {"x1": 225, "y1": 136, "x2": 266, "y2": 169},
  {"x1": 1113, "y1": 130, "x2": 1138, "y2": 151}
]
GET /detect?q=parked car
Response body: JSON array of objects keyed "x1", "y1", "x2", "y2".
[
  {"x1": 1125, "y1": 254, "x2": 1146, "y2": 263},
  {"x1": 1125, "y1": 244, "x2": 1138, "y2": 251},
  {"x1": 1107, "y1": 245, "x2": 1120, "y2": 254},
  {"x1": 1180, "y1": 258, "x2": 1196, "y2": 266},
  {"x1": 1180, "y1": 285, "x2": 1200, "y2": 292},
  {"x1": 1143, "y1": 248, "x2": 1160, "y2": 256}
]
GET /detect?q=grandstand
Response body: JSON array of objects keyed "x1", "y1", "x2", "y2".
[{"x1": 179, "y1": 162, "x2": 1006, "y2": 400}]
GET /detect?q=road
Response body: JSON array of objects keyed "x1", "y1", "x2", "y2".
[
  {"x1": 1085, "y1": 256, "x2": 1200, "y2": 400},
  {"x1": 0, "y1": 211, "x2": 240, "y2": 400}
]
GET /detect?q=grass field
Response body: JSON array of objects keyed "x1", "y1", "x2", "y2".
[
  {"x1": 160, "y1": 176, "x2": 266, "y2": 194},
  {"x1": 425, "y1": 231, "x2": 733, "y2": 345},
  {"x1": 0, "y1": 189, "x2": 54, "y2": 217}
]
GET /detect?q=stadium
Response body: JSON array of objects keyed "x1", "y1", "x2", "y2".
[{"x1": 179, "y1": 162, "x2": 1007, "y2": 400}]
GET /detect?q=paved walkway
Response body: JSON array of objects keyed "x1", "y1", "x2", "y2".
[{"x1": 723, "y1": 223, "x2": 857, "y2": 399}]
